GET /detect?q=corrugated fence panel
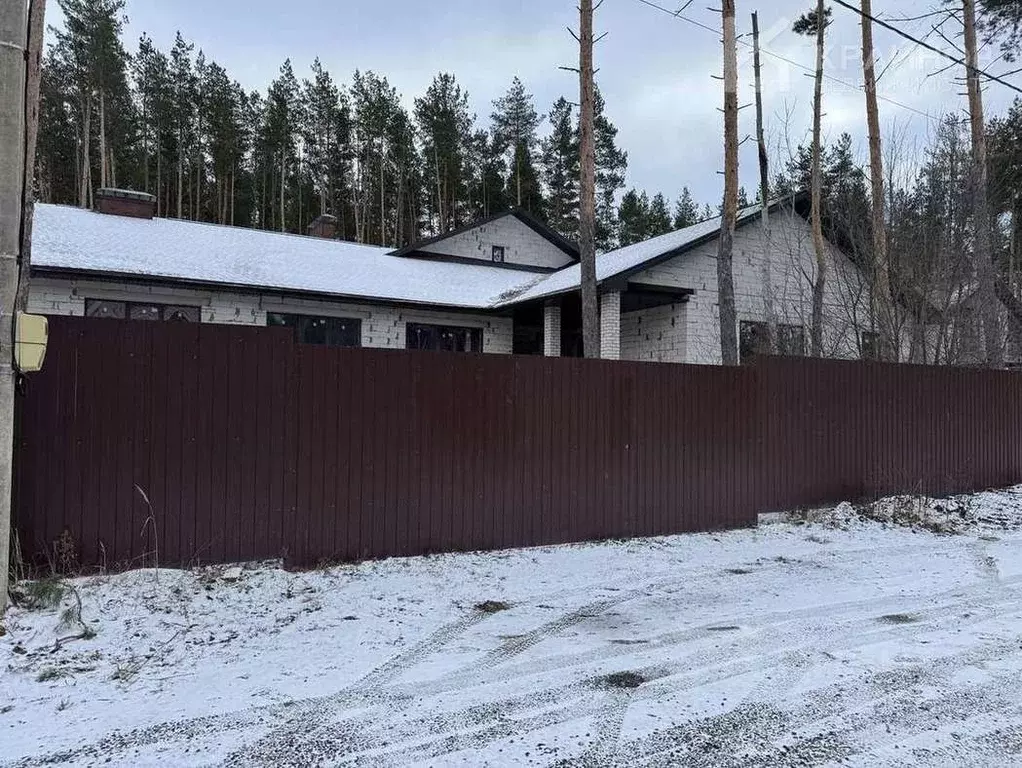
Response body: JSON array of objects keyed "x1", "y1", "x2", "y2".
[{"x1": 13, "y1": 317, "x2": 1022, "y2": 572}]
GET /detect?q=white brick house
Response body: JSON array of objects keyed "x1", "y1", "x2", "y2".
[{"x1": 29, "y1": 194, "x2": 877, "y2": 363}]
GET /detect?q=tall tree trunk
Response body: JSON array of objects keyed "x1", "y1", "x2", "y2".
[
  {"x1": 717, "y1": 0, "x2": 739, "y2": 365},
  {"x1": 230, "y1": 165, "x2": 236, "y2": 226},
  {"x1": 753, "y1": 11, "x2": 777, "y2": 354},
  {"x1": 964, "y1": 0, "x2": 1004, "y2": 367},
  {"x1": 194, "y1": 150, "x2": 200, "y2": 221},
  {"x1": 579, "y1": 0, "x2": 600, "y2": 358},
  {"x1": 809, "y1": 0, "x2": 828, "y2": 357},
  {"x1": 79, "y1": 93, "x2": 91, "y2": 208},
  {"x1": 177, "y1": 128, "x2": 183, "y2": 219},
  {"x1": 98, "y1": 89, "x2": 107, "y2": 189},
  {"x1": 142, "y1": 102, "x2": 149, "y2": 194},
  {"x1": 156, "y1": 143, "x2": 162, "y2": 217},
  {"x1": 380, "y1": 148, "x2": 386, "y2": 245},
  {"x1": 280, "y1": 150, "x2": 285, "y2": 233},
  {"x1": 516, "y1": 144, "x2": 522, "y2": 207},
  {"x1": 860, "y1": 0, "x2": 896, "y2": 360},
  {"x1": 433, "y1": 145, "x2": 443, "y2": 234}
]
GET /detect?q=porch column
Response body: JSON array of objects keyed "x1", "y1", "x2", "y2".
[
  {"x1": 600, "y1": 291, "x2": 621, "y2": 360},
  {"x1": 543, "y1": 300, "x2": 561, "y2": 357}
]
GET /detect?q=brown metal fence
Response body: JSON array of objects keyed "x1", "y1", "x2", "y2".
[
  {"x1": 15, "y1": 317, "x2": 764, "y2": 570},
  {"x1": 13, "y1": 318, "x2": 1022, "y2": 571},
  {"x1": 760, "y1": 357, "x2": 1022, "y2": 510}
]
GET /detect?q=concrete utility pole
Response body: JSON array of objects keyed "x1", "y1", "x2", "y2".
[
  {"x1": 963, "y1": 0, "x2": 1004, "y2": 368},
  {"x1": 1, "y1": 0, "x2": 29, "y2": 610},
  {"x1": 578, "y1": 0, "x2": 600, "y2": 359},
  {"x1": 716, "y1": 0, "x2": 739, "y2": 365},
  {"x1": 859, "y1": 0, "x2": 895, "y2": 361},
  {"x1": 752, "y1": 10, "x2": 776, "y2": 354}
]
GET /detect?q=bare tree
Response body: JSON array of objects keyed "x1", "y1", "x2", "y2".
[
  {"x1": 578, "y1": 0, "x2": 599, "y2": 358},
  {"x1": 793, "y1": 2, "x2": 831, "y2": 357},
  {"x1": 963, "y1": 0, "x2": 1004, "y2": 367},
  {"x1": 859, "y1": 0, "x2": 896, "y2": 360},
  {"x1": 716, "y1": 0, "x2": 739, "y2": 365}
]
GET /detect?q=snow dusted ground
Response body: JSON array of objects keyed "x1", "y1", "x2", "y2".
[{"x1": 3, "y1": 490, "x2": 1022, "y2": 767}]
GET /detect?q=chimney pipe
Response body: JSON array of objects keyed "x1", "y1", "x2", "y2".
[{"x1": 95, "y1": 188, "x2": 156, "y2": 219}]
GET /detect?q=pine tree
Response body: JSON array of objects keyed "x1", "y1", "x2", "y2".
[
  {"x1": 541, "y1": 96, "x2": 580, "y2": 241},
  {"x1": 36, "y1": 57, "x2": 78, "y2": 203},
  {"x1": 263, "y1": 59, "x2": 302, "y2": 232},
  {"x1": 169, "y1": 32, "x2": 195, "y2": 219},
  {"x1": 134, "y1": 34, "x2": 172, "y2": 210},
  {"x1": 980, "y1": 0, "x2": 1022, "y2": 60},
  {"x1": 647, "y1": 192, "x2": 672, "y2": 236},
  {"x1": 302, "y1": 59, "x2": 341, "y2": 217},
  {"x1": 673, "y1": 187, "x2": 700, "y2": 229},
  {"x1": 351, "y1": 69, "x2": 399, "y2": 244},
  {"x1": 415, "y1": 72, "x2": 474, "y2": 234},
  {"x1": 594, "y1": 87, "x2": 627, "y2": 250},
  {"x1": 467, "y1": 129, "x2": 509, "y2": 219},
  {"x1": 491, "y1": 76, "x2": 543, "y2": 213},
  {"x1": 617, "y1": 189, "x2": 649, "y2": 246},
  {"x1": 53, "y1": 0, "x2": 132, "y2": 207},
  {"x1": 737, "y1": 186, "x2": 751, "y2": 208}
]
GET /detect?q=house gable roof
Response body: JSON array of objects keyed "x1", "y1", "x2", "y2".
[
  {"x1": 499, "y1": 199, "x2": 799, "y2": 306},
  {"x1": 390, "y1": 207, "x2": 579, "y2": 263}
]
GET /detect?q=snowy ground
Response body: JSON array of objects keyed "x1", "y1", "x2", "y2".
[{"x1": 4, "y1": 491, "x2": 1022, "y2": 767}]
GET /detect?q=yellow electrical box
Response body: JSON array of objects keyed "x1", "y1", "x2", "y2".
[{"x1": 14, "y1": 312, "x2": 48, "y2": 373}]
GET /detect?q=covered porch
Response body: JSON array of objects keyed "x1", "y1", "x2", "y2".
[{"x1": 511, "y1": 283, "x2": 694, "y2": 362}]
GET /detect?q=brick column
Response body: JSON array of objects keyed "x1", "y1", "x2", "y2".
[
  {"x1": 543, "y1": 301, "x2": 561, "y2": 357},
  {"x1": 600, "y1": 291, "x2": 621, "y2": 360}
]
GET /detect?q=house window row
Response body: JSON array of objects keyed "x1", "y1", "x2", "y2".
[
  {"x1": 84, "y1": 300, "x2": 483, "y2": 354},
  {"x1": 85, "y1": 299, "x2": 200, "y2": 323}
]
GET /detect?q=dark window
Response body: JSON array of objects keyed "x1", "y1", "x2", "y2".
[
  {"x1": 406, "y1": 322, "x2": 483, "y2": 353},
  {"x1": 491, "y1": 245, "x2": 505, "y2": 263},
  {"x1": 740, "y1": 321, "x2": 768, "y2": 364},
  {"x1": 165, "y1": 305, "x2": 200, "y2": 322},
  {"x1": 267, "y1": 313, "x2": 362, "y2": 348},
  {"x1": 129, "y1": 303, "x2": 161, "y2": 322},
  {"x1": 85, "y1": 299, "x2": 126, "y2": 319},
  {"x1": 861, "y1": 331, "x2": 880, "y2": 360},
  {"x1": 86, "y1": 299, "x2": 198, "y2": 322},
  {"x1": 779, "y1": 324, "x2": 806, "y2": 356}
]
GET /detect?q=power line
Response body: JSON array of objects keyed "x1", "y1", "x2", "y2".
[
  {"x1": 634, "y1": 0, "x2": 939, "y2": 121},
  {"x1": 829, "y1": 0, "x2": 1022, "y2": 97}
]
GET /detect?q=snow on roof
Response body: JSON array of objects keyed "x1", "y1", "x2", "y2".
[
  {"x1": 32, "y1": 204, "x2": 548, "y2": 310},
  {"x1": 501, "y1": 203, "x2": 772, "y2": 306}
]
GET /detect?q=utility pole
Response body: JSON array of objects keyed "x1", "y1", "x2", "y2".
[
  {"x1": 752, "y1": 10, "x2": 776, "y2": 354},
  {"x1": 963, "y1": 0, "x2": 1003, "y2": 367},
  {"x1": 859, "y1": 0, "x2": 895, "y2": 361},
  {"x1": 578, "y1": 0, "x2": 599, "y2": 358},
  {"x1": 717, "y1": 0, "x2": 739, "y2": 365},
  {"x1": 1, "y1": 0, "x2": 33, "y2": 610},
  {"x1": 17, "y1": 0, "x2": 46, "y2": 316}
]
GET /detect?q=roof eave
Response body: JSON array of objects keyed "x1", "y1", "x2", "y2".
[{"x1": 30, "y1": 264, "x2": 510, "y2": 314}]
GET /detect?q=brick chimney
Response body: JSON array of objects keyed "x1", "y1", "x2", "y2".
[
  {"x1": 95, "y1": 188, "x2": 156, "y2": 219},
  {"x1": 307, "y1": 213, "x2": 338, "y2": 239}
]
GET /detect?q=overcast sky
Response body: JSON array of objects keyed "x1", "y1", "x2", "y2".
[{"x1": 52, "y1": 0, "x2": 1020, "y2": 207}]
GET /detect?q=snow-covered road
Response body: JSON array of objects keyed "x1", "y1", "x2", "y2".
[{"x1": 4, "y1": 492, "x2": 1022, "y2": 767}]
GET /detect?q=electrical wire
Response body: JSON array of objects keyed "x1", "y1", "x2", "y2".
[{"x1": 633, "y1": 0, "x2": 940, "y2": 121}]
